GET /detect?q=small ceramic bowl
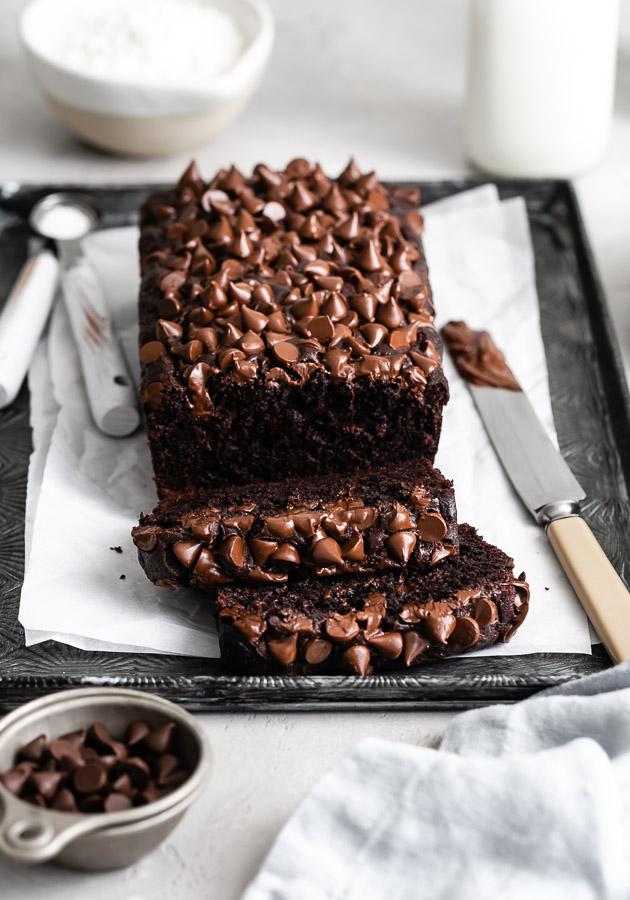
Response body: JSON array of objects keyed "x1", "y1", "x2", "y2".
[
  {"x1": 19, "y1": 0, "x2": 274, "y2": 156},
  {"x1": 0, "y1": 688, "x2": 211, "y2": 870}
]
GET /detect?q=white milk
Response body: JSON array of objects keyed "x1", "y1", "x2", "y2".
[{"x1": 466, "y1": 0, "x2": 620, "y2": 177}]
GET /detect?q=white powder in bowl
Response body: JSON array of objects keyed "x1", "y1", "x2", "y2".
[{"x1": 43, "y1": 0, "x2": 244, "y2": 86}]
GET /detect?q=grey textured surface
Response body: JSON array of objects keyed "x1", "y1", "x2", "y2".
[{"x1": 0, "y1": 177, "x2": 625, "y2": 711}]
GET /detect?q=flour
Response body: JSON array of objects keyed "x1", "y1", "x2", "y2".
[
  {"x1": 43, "y1": 0, "x2": 244, "y2": 86},
  {"x1": 33, "y1": 202, "x2": 93, "y2": 241}
]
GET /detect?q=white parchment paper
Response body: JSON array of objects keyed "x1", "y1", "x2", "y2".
[{"x1": 18, "y1": 188, "x2": 591, "y2": 657}]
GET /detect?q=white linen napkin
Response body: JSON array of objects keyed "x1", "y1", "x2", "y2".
[
  {"x1": 242, "y1": 662, "x2": 630, "y2": 900},
  {"x1": 18, "y1": 187, "x2": 591, "y2": 656}
]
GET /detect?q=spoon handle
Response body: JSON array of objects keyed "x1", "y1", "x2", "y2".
[{"x1": 60, "y1": 255, "x2": 140, "y2": 437}]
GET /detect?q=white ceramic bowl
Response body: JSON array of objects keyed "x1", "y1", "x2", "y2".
[{"x1": 19, "y1": 0, "x2": 274, "y2": 157}]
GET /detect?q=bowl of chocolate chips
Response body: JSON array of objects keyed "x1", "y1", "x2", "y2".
[{"x1": 0, "y1": 688, "x2": 211, "y2": 870}]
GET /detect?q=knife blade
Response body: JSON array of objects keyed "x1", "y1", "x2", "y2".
[
  {"x1": 443, "y1": 320, "x2": 630, "y2": 664},
  {"x1": 469, "y1": 385, "x2": 586, "y2": 519}
]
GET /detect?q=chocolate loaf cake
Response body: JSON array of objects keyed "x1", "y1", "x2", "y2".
[
  {"x1": 215, "y1": 524, "x2": 529, "y2": 675},
  {"x1": 138, "y1": 159, "x2": 449, "y2": 497},
  {"x1": 132, "y1": 461, "x2": 458, "y2": 589}
]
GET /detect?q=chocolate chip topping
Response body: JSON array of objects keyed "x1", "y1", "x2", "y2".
[
  {"x1": 139, "y1": 159, "x2": 438, "y2": 417},
  {"x1": 136, "y1": 473, "x2": 457, "y2": 587},
  {"x1": 441, "y1": 320, "x2": 522, "y2": 391},
  {"x1": 211, "y1": 525, "x2": 529, "y2": 676}
]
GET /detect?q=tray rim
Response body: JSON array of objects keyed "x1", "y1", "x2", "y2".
[{"x1": 0, "y1": 175, "x2": 622, "y2": 712}]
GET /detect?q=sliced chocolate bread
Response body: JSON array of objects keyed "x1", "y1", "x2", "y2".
[
  {"x1": 132, "y1": 460, "x2": 458, "y2": 589},
  {"x1": 138, "y1": 160, "x2": 448, "y2": 497},
  {"x1": 215, "y1": 524, "x2": 529, "y2": 675}
]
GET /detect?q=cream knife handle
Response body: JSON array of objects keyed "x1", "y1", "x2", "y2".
[
  {"x1": 547, "y1": 515, "x2": 630, "y2": 664},
  {"x1": 60, "y1": 257, "x2": 140, "y2": 438}
]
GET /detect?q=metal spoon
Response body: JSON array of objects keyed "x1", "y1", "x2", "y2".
[{"x1": 29, "y1": 193, "x2": 140, "y2": 437}]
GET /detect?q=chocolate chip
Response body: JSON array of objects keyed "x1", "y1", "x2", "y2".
[
  {"x1": 325, "y1": 613, "x2": 360, "y2": 643},
  {"x1": 428, "y1": 544, "x2": 454, "y2": 566},
  {"x1": 376, "y1": 298, "x2": 404, "y2": 329},
  {"x1": 79, "y1": 794, "x2": 104, "y2": 813},
  {"x1": 98, "y1": 754, "x2": 119, "y2": 773},
  {"x1": 112, "y1": 772, "x2": 133, "y2": 794},
  {"x1": 334, "y1": 211, "x2": 361, "y2": 241},
  {"x1": 241, "y1": 306, "x2": 269, "y2": 333},
  {"x1": 424, "y1": 613, "x2": 456, "y2": 645},
  {"x1": 49, "y1": 739, "x2": 83, "y2": 770},
  {"x1": 349, "y1": 506, "x2": 377, "y2": 530},
  {"x1": 237, "y1": 331, "x2": 266, "y2": 356},
  {"x1": 341, "y1": 534, "x2": 365, "y2": 561},
  {"x1": 368, "y1": 632, "x2": 403, "y2": 659},
  {"x1": 58, "y1": 728, "x2": 86, "y2": 749},
  {"x1": 247, "y1": 567, "x2": 288, "y2": 584},
  {"x1": 73, "y1": 763, "x2": 107, "y2": 795},
  {"x1": 132, "y1": 526, "x2": 160, "y2": 552},
  {"x1": 308, "y1": 315, "x2": 335, "y2": 342},
  {"x1": 292, "y1": 511, "x2": 325, "y2": 538},
  {"x1": 265, "y1": 515, "x2": 295, "y2": 539},
  {"x1": 158, "y1": 769, "x2": 189, "y2": 789},
  {"x1": 0, "y1": 764, "x2": 34, "y2": 796},
  {"x1": 194, "y1": 547, "x2": 230, "y2": 584},
  {"x1": 475, "y1": 597, "x2": 498, "y2": 627},
  {"x1": 87, "y1": 722, "x2": 117, "y2": 754},
  {"x1": 312, "y1": 537, "x2": 344, "y2": 568},
  {"x1": 387, "y1": 531, "x2": 417, "y2": 563},
  {"x1": 452, "y1": 616, "x2": 481, "y2": 648},
  {"x1": 341, "y1": 645, "x2": 371, "y2": 676},
  {"x1": 303, "y1": 638, "x2": 333, "y2": 665},
  {"x1": 320, "y1": 293, "x2": 347, "y2": 322},
  {"x1": 80, "y1": 747, "x2": 100, "y2": 762},
  {"x1": 156, "y1": 318, "x2": 183, "y2": 341},
  {"x1": 273, "y1": 341, "x2": 300, "y2": 364},
  {"x1": 154, "y1": 754, "x2": 179, "y2": 785},
  {"x1": 262, "y1": 201, "x2": 286, "y2": 222},
  {"x1": 143, "y1": 724, "x2": 176, "y2": 757},
  {"x1": 269, "y1": 543, "x2": 301, "y2": 566},
  {"x1": 402, "y1": 631, "x2": 429, "y2": 666},
  {"x1": 218, "y1": 535, "x2": 246, "y2": 569},
  {"x1": 268, "y1": 633, "x2": 298, "y2": 665},
  {"x1": 248, "y1": 538, "x2": 279, "y2": 565},
  {"x1": 386, "y1": 502, "x2": 414, "y2": 532},
  {"x1": 233, "y1": 613, "x2": 267, "y2": 639},
  {"x1": 417, "y1": 512, "x2": 448, "y2": 542},
  {"x1": 140, "y1": 341, "x2": 166, "y2": 364},
  {"x1": 19, "y1": 734, "x2": 47, "y2": 763},
  {"x1": 173, "y1": 541, "x2": 203, "y2": 569},
  {"x1": 121, "y1": 757, "x2": 151, "y2": 789},
  {"x1": 104, "y1": 793, "x2": 133, "y2": 813},
  {"x1": 51, "y1": 788, "x2": 77, "y2": 812},
  {"x1": 28, "y1": 770, "x2": 65, "y2": 799}
]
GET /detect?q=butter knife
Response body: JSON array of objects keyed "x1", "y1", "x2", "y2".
[{"x1": 442, "y1": 320, "x2": 630, "y2": 664}]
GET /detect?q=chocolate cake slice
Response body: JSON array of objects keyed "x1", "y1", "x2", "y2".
[
  {"x1": 138, "y1": 159, "x2": 448, "y2": 497},
  {"x1": 215, "y1": 524, "x2": 529, "y2": 675},
  {"x1": 132, "y1": 461, "x2": 458, "y2": 589}
]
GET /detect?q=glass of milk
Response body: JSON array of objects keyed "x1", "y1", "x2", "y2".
[{"x1": 466, "y1": 0, "x2": 620, "y2": 177}]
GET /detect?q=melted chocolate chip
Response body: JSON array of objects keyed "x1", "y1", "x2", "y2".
[{"x1": 304, "y1": 638, "x2": 333, "y2": 665}]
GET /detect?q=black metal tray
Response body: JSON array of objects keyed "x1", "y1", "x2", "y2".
[{"x1": 1, "y1": 178, "x2": 627, "y2": 712}]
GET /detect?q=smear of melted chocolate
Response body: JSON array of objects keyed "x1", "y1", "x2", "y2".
[{"x1": 441, "y1": 320, "x2": 521, "y2": 391}]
